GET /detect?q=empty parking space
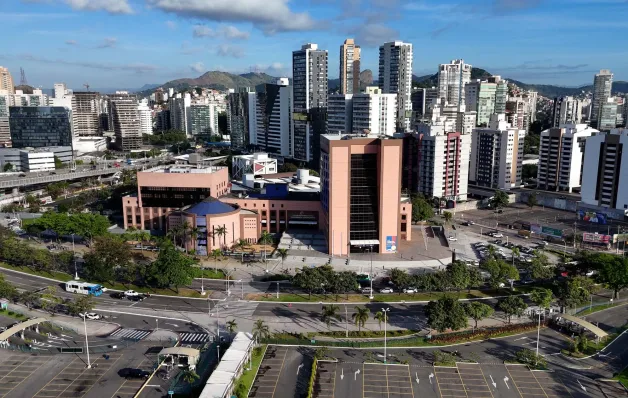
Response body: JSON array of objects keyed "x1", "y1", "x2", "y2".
[
  {"x1": 313, "y1": 361, "x2": 336, "y2": 398},
  {"x1": 456, "y1": 363, "x2": 493, "y2": 398},
  {"x1": 363, "y1": 363, "x2": 414, "y2": 398},
  {"x1": 434, "y1": 366, "x2": 466, "y2": 398},
  {"x1": 0, "y1": 355, "x2": 51, "y2": 397},
  {"x1": 505, "y1": 364, "x2": 578, "y2": 398},
  {"x1": 32, "y1": 353, "x2": 123, "y2": 398},
  {"x1": 249, "y1": 346, "x2": 289, "y2": 398}
]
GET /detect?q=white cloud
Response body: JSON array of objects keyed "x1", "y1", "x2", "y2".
[
  {"x1": 348, "y1": 23, "x2": 398, "y2": 47},
  {"x1": 64, "y1": 0, "x2": 133, "y2": 14},
  {"x1": 96, "y1": 37, "x2": 117, "y2": 48},
  {"x1": 221, "y1": 25, "x2": 250, "y2": 40},
  {"x1": 217, "y1": 44, "x2": 245, "y2": 58},
  {"x1": 147, "y1": 0, "x2": 317, "y2": 34},
  {"x1": 20, "y1": 53, "x2": 155, "y2": 73},
  {"x1": 193, "y1": 25, "x2": 216, "y2": 38},
  {"x1": 190, "y1": 62, "x2": 205, "y2": 73},
  {"x1": 65, "y1": 39, "x2": 78, "y2": 45},
  {"x1": 165, "y1": 20, "x2": 177, "y2": 30}
]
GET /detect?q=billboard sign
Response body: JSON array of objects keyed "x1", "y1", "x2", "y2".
[
  {"x1": 385, "y1": 236, "x2": 397, "y2": 252},
  {"x1": 577, "y1": 210, "x2": 607, "y2": 224},
  {"x1": 541, "y1": 226, "x2": 562, "y2": 238},
  {"x1": 583, "y1": 233, "x2": 611, "y2": 244},
  {"x1": 614, "y1": 233, "x2": 628, "y2": 243}
]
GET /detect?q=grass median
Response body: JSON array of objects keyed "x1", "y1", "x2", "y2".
[
  {"x1": 233, "y1": 345, "x2": 266, "y2": 398},
  {"x1": 247, "y1": 286, "x2": 537, "y2": 303}
]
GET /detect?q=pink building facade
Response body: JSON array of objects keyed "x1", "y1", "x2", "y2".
[{"x1": 321, "y1": 135, "x2": 411, "y2": 255}]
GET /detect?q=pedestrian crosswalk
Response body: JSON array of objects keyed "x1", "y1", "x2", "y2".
[
  {"x1": 178, "y1": 332, "x2": 210, "y2": 343},
  {"x1": 109, "y1": 328, "x2": 152, "y2": 341}
]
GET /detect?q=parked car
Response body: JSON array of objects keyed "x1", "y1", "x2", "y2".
[
  {"x1": 124, "y1": 290, "x2": 140, "y2": 297},
  {"x1": 492, "y1": 232, "x2": 504, "y2": 238},
  {"x1": 448, "y1": 235, "x2": 458, "y2": 241},
  {"x1": 79, "y1": 312, "x2": 102, "y2": 320},
  {"x1": 110, "y1": 292, "x2": 125, "y2": 299},
  {"x1": 360, "y1": 287, "x2": 372, "y2": 294},
  {"x1": 379, "y1": 287, "x2": 394, "y2": 294},
  {"x1": 119, "y1": 368, "x2": 150, "y2": 380},
  {"x1": 403, "y1": 287, "x2": 418, "y2": 294}
]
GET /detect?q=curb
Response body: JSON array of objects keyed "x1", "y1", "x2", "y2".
[{"x1": 246, "y1": 344, "x2": 268, "y2": 398}]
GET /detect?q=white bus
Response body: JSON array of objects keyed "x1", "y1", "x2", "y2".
[{"x1": 64, "y1": 282, "x2": 104, "y2": 296}]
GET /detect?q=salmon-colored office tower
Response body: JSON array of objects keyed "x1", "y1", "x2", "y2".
[{"x1": 321, "y1": 134, "x2": 411, "y2": 256}]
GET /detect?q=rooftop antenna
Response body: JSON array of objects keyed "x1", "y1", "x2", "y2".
[
  {"x1": 84, "y1": 83, "x2": 90, "y2": 91},
  {"x1": 19, "y1": 67, "x2": 27, "y2": 85}
]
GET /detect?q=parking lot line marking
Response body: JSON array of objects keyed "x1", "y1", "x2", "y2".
[
  {"x1": 0, "y1": 356, "x2": 51, "y2": 397},
  {"x1": 269, "y1": 345, "x2": 289, "y2": 398},
  {"x1": 32, "y1": 357, "x2": 84, "y2": 398},
  {"x1": 504, "y1": 366, "x2": 527, "y2": 398},
  {"x1": 110, "y1": 357, "x2": 149, "y2": 398}
]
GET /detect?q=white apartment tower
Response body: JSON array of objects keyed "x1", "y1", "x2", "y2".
[
  {"x1": 108, "y1": 91, "x2": 141, "y2": 151},
  {"x1": 378, "y1": 41, "x2": 413, "y2": 131},
  {"x1": 438, "y1": 59, "x2": 472, "y2": 107},
  {"x1": 537, "y1": 123, "x2": 598, "y2": 193},
  {"x1": 327, "y1": 94, "x2": 353, "y2": 134},
  {"x1": 72, "y1": 92, "x2": 102, "y2": 136},
  {"x1": 414, "y1": 120, "x2": 471, "y2": 201},
  {"x1": 292, "y1": 43, "x2": 328, "y2": 162},
  {"x1": 339, "y1": 39, "x2": 361, "y2": 95},
  {"x1": 0, "y1": 67, "x2": 14, "y2": 93},
  {"x1": 169, "y1": 93, "x2": 191, "y2": 135},
  {"x1": 469, "y1": 114, "x2": 525, "y2": 190},
  {"x1": 581, "y1": 128, "x2": 628, "y2": 211},
  {"x1": 552, "y1": 96, "x2": 583, "y2": 127},
  {"x1": 591, "y1": 69, "x2": 613, "y2": 129},
  {"x1": 138, "y1": 99, "x2": 152, "y2": 135},
  {"x1": 328, "y1": 93, "x2": 397, "y2": 136},
  {"x1": 0, "y1": 90, "x2": 10, "y2": 145}
]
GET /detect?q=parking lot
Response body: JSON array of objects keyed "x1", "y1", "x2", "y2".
[{"x1": 0, "y1": 354, "x2": 51, "y2": 397}]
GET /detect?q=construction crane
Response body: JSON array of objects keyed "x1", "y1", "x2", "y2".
[{"x1": 83, "y1": 83, "x2": 90, "y2": 91}]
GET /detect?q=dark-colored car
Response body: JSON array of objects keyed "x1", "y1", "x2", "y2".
[
  {"x1": 119, "y1": 368, "x2": 150, "y2": 380},
  {"x1": 128, "y1": 295, "x2": 144, "y2": 302},
  {"x1": 110, "y1": 292, "x2": 125, "y2": 299}
]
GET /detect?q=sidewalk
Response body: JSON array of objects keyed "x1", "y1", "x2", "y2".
[{"x1": 7, "y1": 303, "x2": 120, "y2": 336}]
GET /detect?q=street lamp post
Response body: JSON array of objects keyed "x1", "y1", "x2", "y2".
[
  {"x1": 72, "y1": 234, "x2": 79, "y2": 280},
  {"x1": 369, "y1": 245, "x2": 374, "y2": 300},
  {"x1": 535, "y1": 310, "x2": 541, "y2": 365},
  {"x1": 382, "y1": 308, "x2": 390, "y2": 364},
  {"x1": 82, "y1": 314, "x2": 91, "y2": 368},
  {"x1": 200, "y1": 266, "x2": 206, "y2": 296}
]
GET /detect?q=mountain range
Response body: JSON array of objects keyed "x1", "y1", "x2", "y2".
[{"x1": 138, "y1": 69, "x2": 628, "y2": 99}]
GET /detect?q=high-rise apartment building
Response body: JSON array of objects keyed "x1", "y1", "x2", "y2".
[
  {"x1": 0, "y1": 90, "x2": 10, "y2": 146},
  {"x1": 581, "y1": 128, "x2": 628, "y2": 211},
  {"x1": 155, "y1": 109, "x2": 171, "y2": 132},
  {"x1": 72, "y1": 92, "x2": 102, "y2": 136},
  {"x1": 506, "y1": 95, "x2": 537, "y2": 131},
  {"x1": 537, "y1": 123, "x2": 598, "y2": 193},
  {"x1": 0, "y1": 67, "x2": 14, "y2": 93},
  {"x1": 494, "y1": 78, "x2": 508, "y2": 114},
  {"x1": 227, "y1": 88, "x2": 251, "y2": 150},
  {"x1": 422, "y1": 99, "x2": 476, "y2": 135},
  {"x1": 552, "y1": 96, "x2": 583, "y2": 127},
  {"x1": 404, "y1": 120, "x2": 471, "y2": 201},
  {"x1": 339, "y1": 39, "x2": 361, "y2": 95},
  {"x1": 591, "y1": 69, "x2": 613, "y2": 129},
  {"x1": 328, "y1": 93, "x2": 397, "y2": 136},
  {"x1": 411, "y1": 87, "x2": 438, "y2": 121},
  {"x1": 599, "y1": 98, "x2": 618, "y2": 131},
  {"x1": 292, "y1": 43, "x2": 328, "y2": 163},
  {"x1": 378, "y1": 41, "x2": 413, "y2": 131},
  {"x1": 169, "y1": 93, "x2": 191, "y2": 135},
  {"x1": 50, "y1": 83, "x2": 73, "y2": 110},
  {"x1": 321, "y1": 134, "x2": 411, "y2": 255},
  {"x1": 464, "y1": 77, "x2": 508, "y2": 126},
  {"x1": 9, "y1": 107, "x2": 73, "y2": 148},
  {"x1": 438, "y1": 59, "x2": 472, "y2": 107},
  {"x1": 249, "y1": 79, "x2": 293, "y2": 157},
  {"x1": 10, "y1": 89, "x2": 48, "y2": 107},
  {"x1": 469, "y1": 114, "x2": 525, "y2": 190},
  {"x1": 187, "y1": 103, "x2": 219, "y2": 137},
  {"x1": 138, "y1": 99, "x2": 153, "y2": 135},
  {"x1": 108, "y1": 91, "x2": 141, "y2": 151}
]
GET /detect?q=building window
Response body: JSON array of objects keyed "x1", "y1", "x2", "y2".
[
  {"x1": 401, "y1": 215, "x2": 406, "y2": 220},
  {"x1": 262, "y1": 211, "x2": 267, "y2": 216}
]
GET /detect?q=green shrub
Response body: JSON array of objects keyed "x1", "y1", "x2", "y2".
[
  {"x1": 515, "y1": 348, "x2": 547, "y2": 369},
  {"x1": 307, "y1": 359, "x2": 317, "y2": 398}
]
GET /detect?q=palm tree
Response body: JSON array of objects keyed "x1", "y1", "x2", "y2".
[
  {"x1": 181, "y1": 221, "x2": 191, "y2": 253},
  {"x1": 321, "y1": 304, "x2": 341, "y2": 330},
  {"x1": 211, "y1": 248, "x2": 222, "y2": 273},
  {"x1": 226, "y1": 319, "x2": 238, "y2": 334},
  {"x1": 276, "y1": 248, "x2": 288, "y2": 270},
  {"x1": 443, "y1": 211, "x2": 453, "y2": 223},
  {"x1": 181, "y1": 370, "x2": 200, "y2": 384},
  {"x1": 511, "y1": 247, "x2": 520, "y2": 266},
  {"x1": 167, "y1": 225, "x2": 181, "y2": 246},
  {"x1": 259, "y1": 231, "x2": 274, "y2": 263},
  {"x1": 189, "y1": 227, "x2": 200, "y2": 251},
  {"x1": 486, "y1": 244, "x2": 497, "y2": 259},
  {"x1": 352, "y1": 306, "x2": 370, "y2": 332},
  {"x1": 214, "y1": 225, "x2": 227, "y2": 249},
  {"x1": 374, "y1": 311, "x2": 387, "y2": 330},
  {"x1": 137, "y1": 230, "x2": 150, "y2": 252},
  {"x1": 252, "y1": 319, "x2": 270, "y2": 341}
]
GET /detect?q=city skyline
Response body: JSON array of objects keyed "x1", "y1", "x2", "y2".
[{"x1": 1, "y1": 0, "x2": 627, "y2": 89}]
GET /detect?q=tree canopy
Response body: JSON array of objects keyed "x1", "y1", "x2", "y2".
[
  {"x1": 490, "y1": 190, "x2": 509, "y2": 209},
  {"x1": 28, "y1": 211, "x2": 111, "y2": 238},
  {"x1": 481, "y1": 258, "x2": 518, "y2": 289},
  {"x1": 83, "y1": 236, "x2": 132, "y2": 283},
  {"x1": 411, "y1": 196, "x2": 434, "y2": 223},
  {"x1": 498, "y1": 296, "x2": 527, "y2": 323},
  {"x1": 464, "y1": 301, "x2": 494, "y2": 329},
  {"x1": 425, "y1": 297, "x2": 468, "y2": 332},
  {"x1": 146, "y1": 242, "x2": 196, "y2": 290}
]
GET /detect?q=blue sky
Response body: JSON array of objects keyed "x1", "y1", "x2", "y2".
[{"x1": 1, "y1": 0, "x2": 627, "y2": 90}]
